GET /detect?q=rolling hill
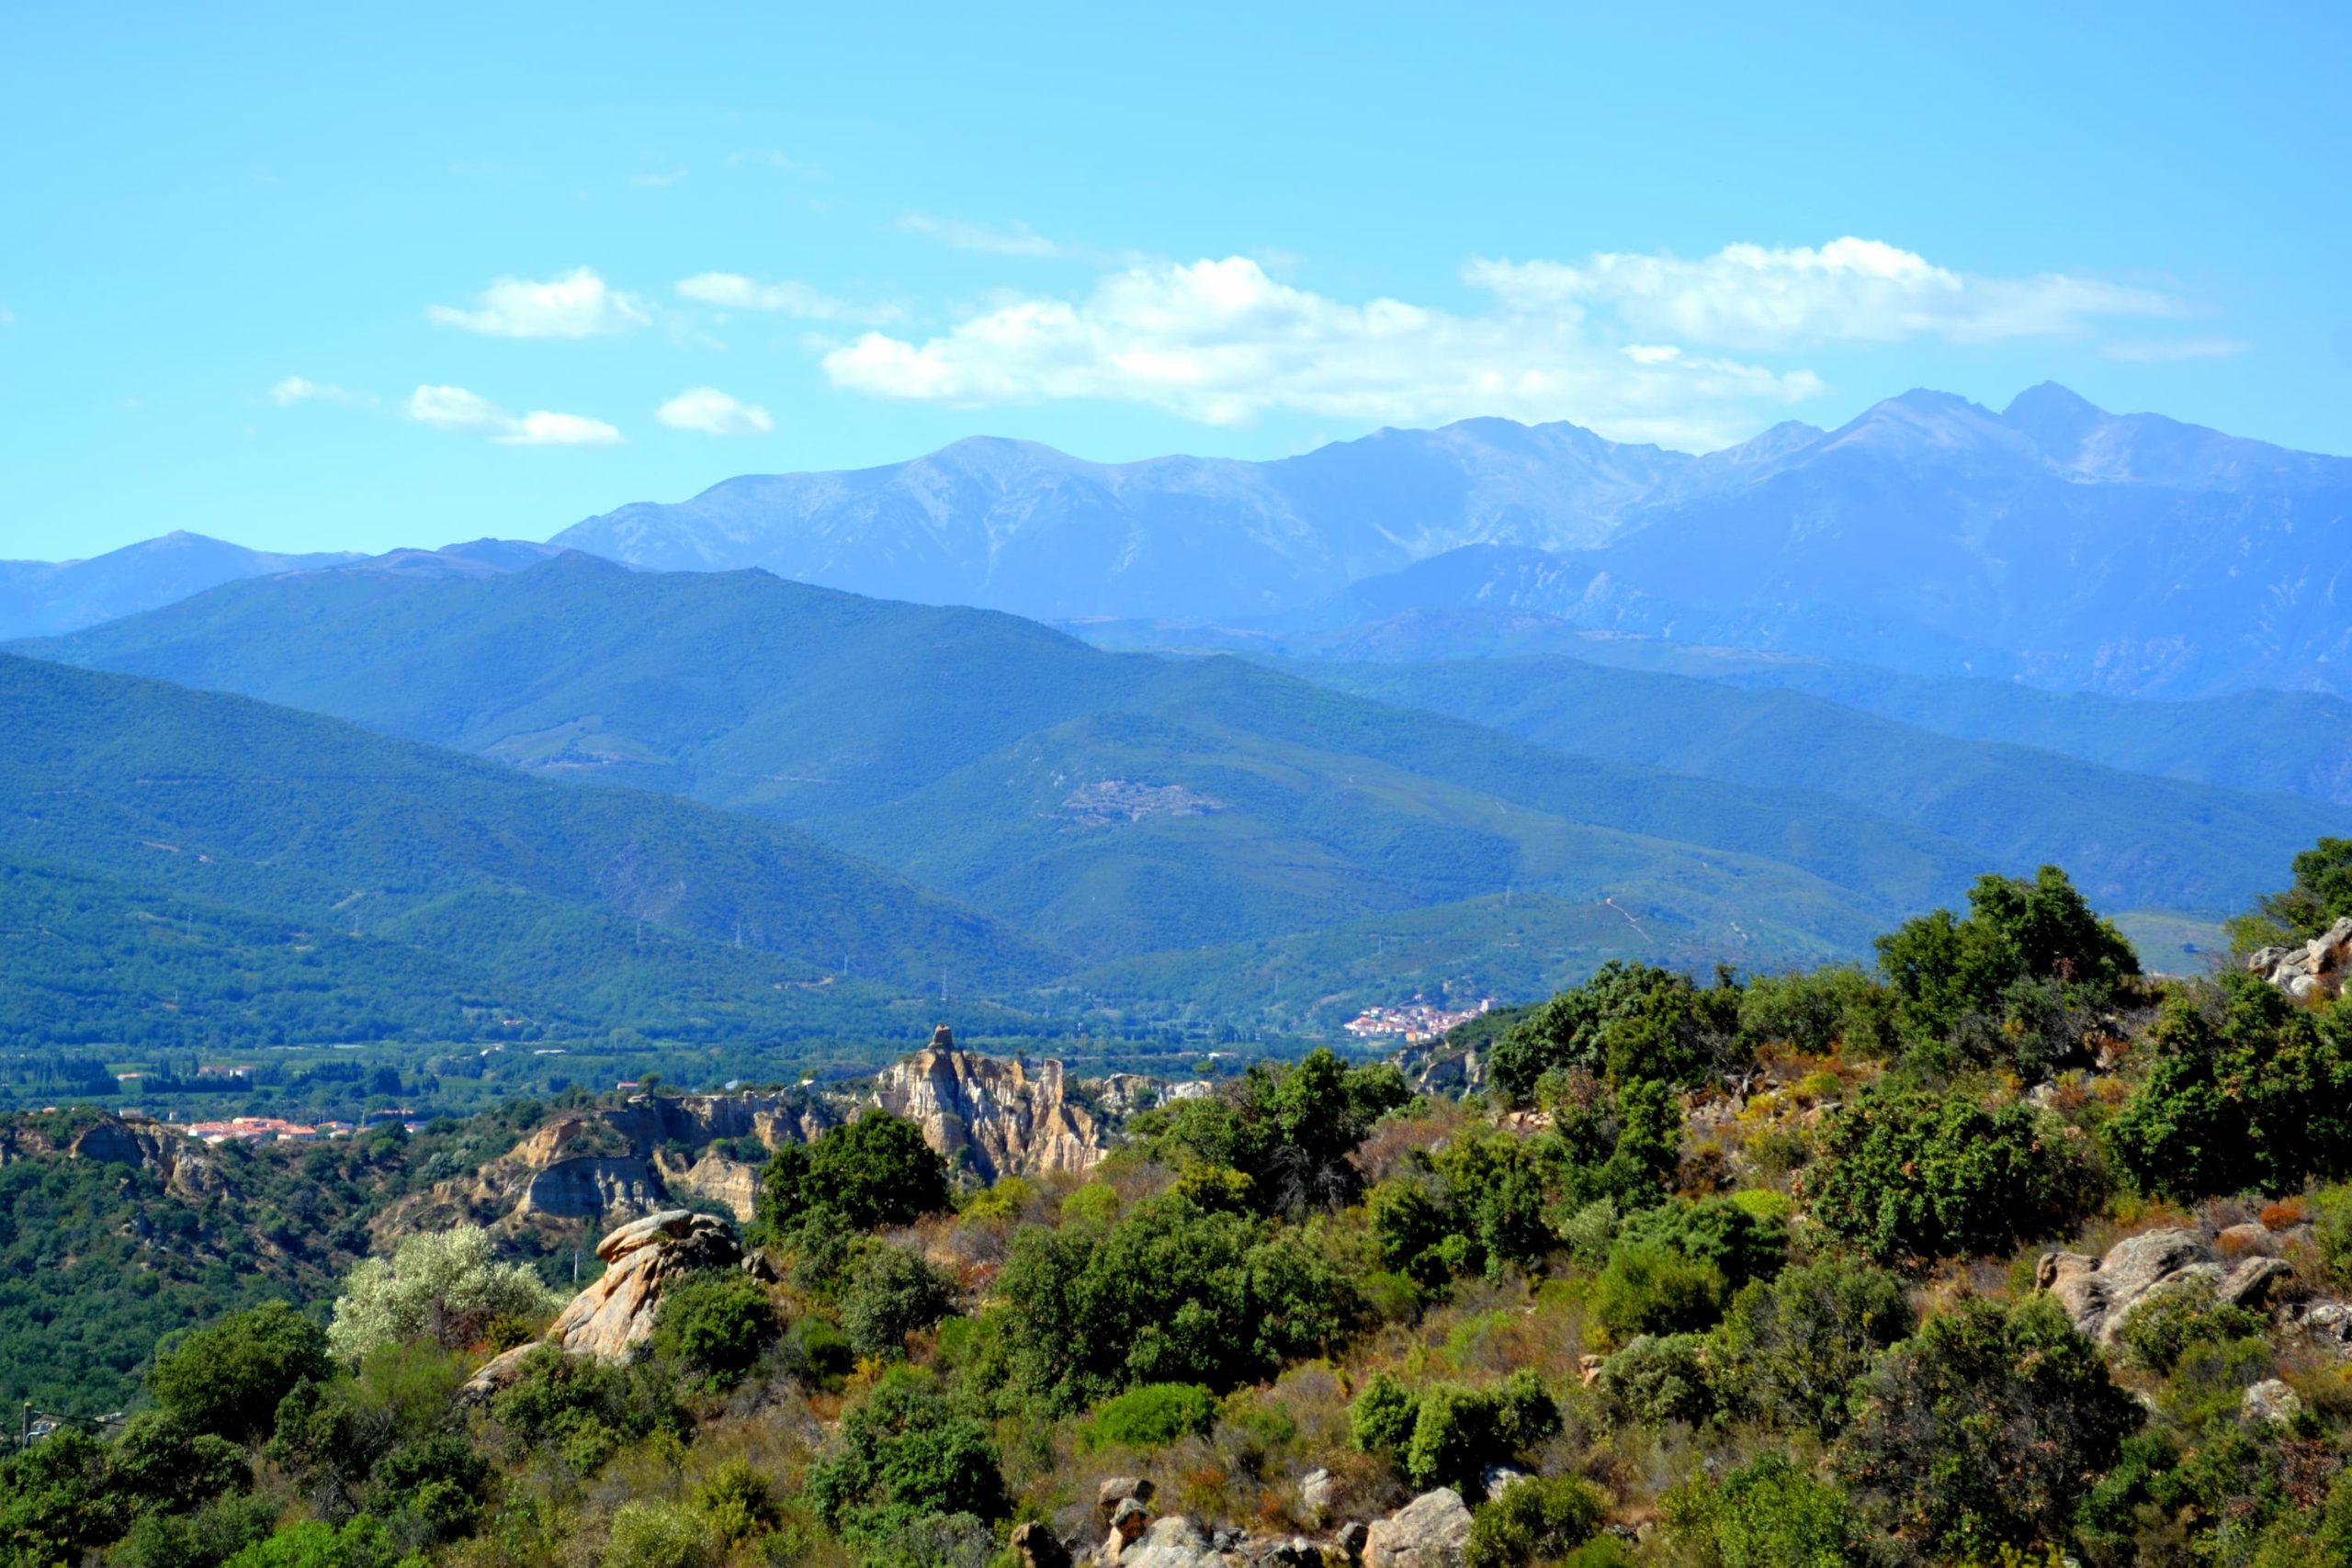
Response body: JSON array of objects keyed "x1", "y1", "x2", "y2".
[
  {"x1": 17, "y1": 555, "x2": 2341, "y2": 1005},
  {"x1": 0, "y1": 653, "x2": 1061, "y2": 1049}
]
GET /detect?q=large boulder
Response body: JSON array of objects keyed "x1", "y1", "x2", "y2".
[
  {"x1": 1115, "y1": 1517, "x2": 1223, "y2": 1568},
  {"x1": 2037, "y1": 1228, "x2": 2293, "y2": 1343},
  {"x1": 1364, "y1": 1489, "x2": 1475, "y2": 1568},
  {"x1": 2248, "y1": 917, "x2": 2352, "y2": 1001},
  {"x1": 462, "y1": 1209, "x2": 743, "y2": 1396}
]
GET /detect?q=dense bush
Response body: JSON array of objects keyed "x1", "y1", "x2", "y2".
[
  {"x1": 1711, "y1": 1255, "x2": 1910, "y2": 1439},
  {"x1": 1874, "y1": 866, "x2": 2140, "y2": 1075},
  {"x1": 151, "y1": 1301, "x2": 332, "y2": 1443},
  {"x1": 1127, "y1": 1047, "x2": 1408, "y2": 1215},
  {"x1": 1487, "y1": 963, "x2": 1738, "y2": 1098},
  {"x1": 995, "y1": 1190, "x2": 1358, "y2": 1408},
  {"x1": 1351, "y1": 1371, "x2": 1559, "y2": 1497},
  {"x1": 1593, "y1": 1333, "x2": 1714, "y2": 1430},
  {"x1": 1590, "y1": 1243, "x2": 1726, "y2": 1340},
  {"x1": 1464, "y1": 1475, "x2": 1605, "y2": 1568},
  {"x1": 326, "y1": 1226, "x2": 560, "y2": 1361},
  {"x1": 840, "y1": 1245, "x2": 959, "y2": 1359},
  {"x1": 2105, "y1": 973, "x2": 2352, "y2": 1201},
  {"x1": 755, "y1": 1111, "x2": 951, "y2": 1242},
  {"x1": 1704, "y1": 1453, "x2": 1858, "y2": 1568},
  {"x1": 650, "y1": 1270, "x2": 782, "y2": 1390},
  {"x1": 1083, "y1": 1382, "x2": 1218, "y2": 1450},
  {"x1": 1800, "y1": 1085, "x2": 2096, "y2": 1264},
  {"x1": 805, "y1": 1370, "x2": 1006, "y2": 1543},
  {"x1": 1838, "y1": 1296, "x2": 2139, "y2": 1561}
]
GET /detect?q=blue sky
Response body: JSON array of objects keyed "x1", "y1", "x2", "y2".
[{"x1": 4, "y1": 2, "x2": 2346, "y2": 560}]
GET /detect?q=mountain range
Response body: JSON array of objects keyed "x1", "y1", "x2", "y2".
[
  {"x1": 0, "y1": 532, "x2": 365, "y2": 638},
  {"x1": 545, "y1": 384, "x2": 2352, "y2": 698},
  {"x1": 20, "y1": 552, "x2": 2349, "y2": 1013}
]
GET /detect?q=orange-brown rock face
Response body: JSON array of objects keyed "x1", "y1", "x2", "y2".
[{"x1": 873, "y1": 1026, "x2": 1108, "y2": 1184}]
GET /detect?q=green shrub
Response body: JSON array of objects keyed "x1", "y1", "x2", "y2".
[
  {"x1": 114, "y1": 1495, "x2": 279, "y2": 1568},
  {"x1": 841, "y1": 1246, "x2": 958, "y2": 1359},
  {"x1": 601, "y1": 1501, "x2": 715, "y2": 1568},
  {"x1": 2113, "y1": 1280, "x2": 2271, "y2": 1375},
  {"x1": 1590, "y1": 1242, "x2": 1726, "y2": 1340},
  {"x1": 1350, "y1": 1371, "x2": 1419, "y2": 1460},
  {"x1": 1710, "y1": 1454, "x2": 1855, "y2": 1568},
  {"x1": 1837, "y1": 1296, "x2": 2138, "y2": 1561},
  {"x1": 2105, "y1": 974, "x2": 2352, "y2": 1201},
  {"x1": 1799, "y1": 1086, "x2": 2096, "y2": 1264},
  {"x1": 1083, "y1": 1382, "x2": 1218, "y2": 1451},
  {"x1": 1711, "y1": 1255, "x2": 1910, "y2": 1439},
  {"x1": 650, "y1": 1270, "x2": 781, "y2": 1390},
  {"x1": 1593, "y1": 1335, "x2": 1714, "y2": 1429},
  {"x1": 754, "y1": 1112, "x2": 951, "y2": 1240},
  {"x1": 1614, "y1": 1195, "x2": 1788, "y2": 1293},
  {"x1": 220, "y1": 1517, "x2": 401, "y2": 1568},
  {"x1": 806, "y1": 1369, "x2": 1007, "y2": 1543},
  {"x1": 1464, "y1": 1476, "x2": 1605, "y2": 1568},
  {"x1": 695, "y1": 1460, "x2": 781, "y2": 1544},
  {"x1": 151, "y1": 1302, "x2": 332, "y2": 1443}
]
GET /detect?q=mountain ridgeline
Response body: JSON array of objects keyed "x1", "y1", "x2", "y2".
[{"x1": 551, "y1": 384, "x2": 2352, "y2": 699}]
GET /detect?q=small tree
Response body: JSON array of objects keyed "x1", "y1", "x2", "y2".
[
  {"x1": 650, "y1": 1271, "x2": 781, "y2": 1390},
  {"x1": 755, "y1": 1112, "x2": 950, "y2": 1240},
  {"x1": 327, "y1": 1227, "x2": 561, "y2": 1361},
  {"x1": 1464, "y1": 1476, "x2": 1605, "y2": 1568},
  {"x1": 841, "y1": 1245, "x2": 959, "y2": 1359},
  {"x1": 806, "y1": 1370, "x2": 1007, "y2": 1543},
  {"x1": 1712, "y1": 1255, "x2": 1910, "y2": 1439},
  {"x1": 1837, "y1": 1295, "x2": 2137, "y2": 1561},
  {"x1": 152, "y1": 1301, "x2": 332, "y2": 1442}
]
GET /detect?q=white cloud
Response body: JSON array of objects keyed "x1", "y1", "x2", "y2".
[
  {"x1": 404, "y1": 385, "x2": 622, "y2": 446},
  {"x1": 1464, "y1": 238, "x2": 2182, "y2": 350},
  {"x1": 820, "y1": 240, "x2": 2199, "y2": 446},
  {"x1": 630, "y1": 169, "x2": 687, "y2": 189},
  {"x1": 2099, "y1": 335, "x2": 2252, "y2": 363},
  {"x1": 674, "y1": 272, "x2": 883, "y2": 321},
  {"x1": 897, "y1": 213, "x2": 1067, "y2": 258},
  {"x1": 269, "y1": 376, "x2": 368, "y2": 406},
  {"x1": 656, "y1": 387, "x2": 774, "y2": 435},
  {"x1": 426, "y1": 267, "x2": 650, "y2": 338},
  {"x1": 822, "y1": 254, "x2": 1824, "y2": 446}
]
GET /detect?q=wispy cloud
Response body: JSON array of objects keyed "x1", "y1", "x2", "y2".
[
  {"x1": 0, "y1": 307, "x2": 15, "y2": 328},
  {"x1": 674, "y1": 272, "x2": 897, "y2": 323},
  {"x1": 821, "y1": 254, "x2": 1822, "y2": 446},
  {"x1": 269, "y1": 376, "x2": 370, "y2": 406},
  {"x1": 1465, "y1": 238, "x2": 2182, "y2": 350},
  {"x1": 656, "y1": 387, "x2": 774, "y2": 435},
  {"x1": 629, "y1": 169, "x2": 688, "y2": 189},
  {"x1": 404, "y1": 385, "x2": 622, "y2": 446},
  {"x1": 896, "y1": 213, "x2": 1069, "y2": 258},
  {"x1": 426, "y1": 268, "x2": 650, "y2": 338},
  {"x1": 2098, "y1": 335, "x2": 2252, "y2": 363},
  {"x1": 820, "y1": 239, "x2": 2197, "y2": 446}
]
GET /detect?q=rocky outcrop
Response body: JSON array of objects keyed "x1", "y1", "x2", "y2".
[
  {"x1": 874, "y1": 1026, "x2": 1110, "y2": 1184},
  {"x1": 2037, "y1": 1227, "x2": 2294, "y2": 1342},
  {"x1": 2248, "y1": 917, "x2": 2352, "y2": 1001},
  {"x1": 1363, "y1": 1489, "x2": 1475, "y2": 1568},
  {"x1": 462, "y1": 1209, "x2": 746, "y2": 1395}
]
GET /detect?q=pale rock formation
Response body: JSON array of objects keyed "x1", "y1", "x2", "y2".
[
  {"x1": 1114, "y1": 1517, "x2": 1223, "y2": 1568},
  {"x1": 2247, "y1": 916, "x2": 2352, "y2": 1001},
  {"x1": 2036, "y1": 1227, "x2": 2293, "y2": 1343},
  {"x1": 1298, "y1": 1468, "x2": 1337, "y2": 1518},
  {"x1": 461, "y1": 1209, "x2": 744, "y2": 1396},
  {"x1": 874, "y1": 1025, "x2": 1108, "y2": 1183},
  {"x1": 1011, "y1": 1520, "x2": 1071, "y2": 1568},
  {"x1": 1364, "y1": 1489, "x2": 1475, "y2": 1568},
  {"x1": 2244, "y1": 1378, "x2": 2302, "y2": 1424}
]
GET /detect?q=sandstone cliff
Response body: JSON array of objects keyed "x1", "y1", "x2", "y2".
[{"x1": 872, "y1": 1026, "x2": 1110, "y2": 1183}]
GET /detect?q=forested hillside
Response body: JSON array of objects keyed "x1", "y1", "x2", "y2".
[
  {"x1": 0, "y1": 654, "x2": 1058, "y2": 1052},
  {"x1": 10, "y1": 846, "x2": 2352, "y2": 1568}
]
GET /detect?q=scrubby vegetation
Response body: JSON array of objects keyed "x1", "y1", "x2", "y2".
[{"x1": 12, "y1": 855, "x2": 2352, "y2": 1568}]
